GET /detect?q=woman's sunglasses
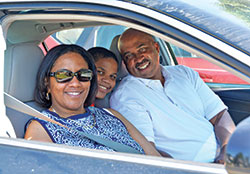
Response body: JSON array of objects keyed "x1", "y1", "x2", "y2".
[{"x1": 49, "y1": 69, "x2": 93, "y2": 83}]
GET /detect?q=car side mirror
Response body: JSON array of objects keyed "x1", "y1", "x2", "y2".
[{"x1": 226, "y1": 116, "x2": 250, "y2": 174}]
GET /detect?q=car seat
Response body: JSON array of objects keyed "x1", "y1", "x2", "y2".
[
  {"x1": 4, "y1": 43, "x2": 44, "y2": 138},
  {"x1": 109, "y1": 35, "x2": 128, "y2": 81}
]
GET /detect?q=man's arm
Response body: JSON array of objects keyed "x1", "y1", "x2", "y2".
[
  {"x1": 183, "y1": 66, "x2": 235, "y2": 163},
  {"x1": 209, "y1": 109, "x2": 235, "y2": 164}
]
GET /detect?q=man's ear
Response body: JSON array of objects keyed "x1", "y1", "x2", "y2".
[{"x1": 154, "y1": 42, "x2": 160, "y2": 53}]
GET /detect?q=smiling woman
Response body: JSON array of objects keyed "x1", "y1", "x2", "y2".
[{"x1": 24, "y1": 44, "x2": 161, "y2": 156}]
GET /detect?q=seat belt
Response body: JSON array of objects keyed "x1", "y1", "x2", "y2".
[{"x1": 4, "y1": 92, "x2": 142, "y2": 154}]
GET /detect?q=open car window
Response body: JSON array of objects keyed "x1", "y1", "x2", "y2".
[
  {"x1": 49, "y1": 25, "x2": 127, "y2": 50},
  {"x1": 167, "y1": 43, "x2": 250, "y2": 88}
]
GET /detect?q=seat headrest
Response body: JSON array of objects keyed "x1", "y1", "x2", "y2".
[
  {"x1": 4, "y1": 43, "x2": 44, "y2": 102},
  {"x1": 109, "y1": 35, "x2": 128, "y2": 81}
]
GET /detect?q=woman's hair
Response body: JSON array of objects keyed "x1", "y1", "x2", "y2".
[
  {"x1": 35, "y1": 44, "x2": 97, "y2": 108},
  {"x1": 88, "y1": 47, "x2": 119, "y2": 71}
]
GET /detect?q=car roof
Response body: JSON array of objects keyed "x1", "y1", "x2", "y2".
[
  {"x1": 127, "y1": 0, "x2": 250, "y2": 55},
  {"x1": 0, "y1": 0, "x2": 249, "y2": 54}
]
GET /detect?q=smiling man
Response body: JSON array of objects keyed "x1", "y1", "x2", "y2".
[
  {"x1": 118, "y1": 31, "x2": 163, "y2": 84},
  {"x1": 110, "y1": 28, "x2": 235, "y2": 163}
]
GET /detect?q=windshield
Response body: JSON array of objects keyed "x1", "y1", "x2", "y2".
[{"x1": 125, "y1": 0, "x2": 250, "y2": 55}]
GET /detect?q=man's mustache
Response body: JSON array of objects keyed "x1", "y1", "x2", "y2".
[{"x1": 135, "y1": 59, "x2": 149, "y2": 69}]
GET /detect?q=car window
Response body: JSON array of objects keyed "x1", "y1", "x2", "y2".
[
  {"x1": 95, "y1": 25, "x2": 127, "y2": 49},
  {"x1": 55, "y1": 28, "x2": 85, "y2": 44},
  {"x1": 43, "y1": 25, "x2": 174, "y2": 67},
  {"x1": 169, "y1": 43, "x2": 250, "y2": 88},
  {"x1": 46, "y1": 25, "x2": 127, "y2": 50}
]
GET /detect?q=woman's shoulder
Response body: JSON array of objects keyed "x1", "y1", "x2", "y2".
[
  {"x1": 87, "y1": 106, "x2": 102, "y2": 112},
  {"x1": 87, "y1": 106, "x2": 111, "y2": 117},
  {"x1": 88, "y1": 106, "x2": 116, "y2": 115}
]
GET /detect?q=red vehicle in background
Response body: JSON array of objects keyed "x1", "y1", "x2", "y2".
[
  {"x1": 171, "y1": 44, "x2": 250, "y2": 85},
  {"x1": 39, "y1": 36, "x2": 58, "y2": 54},
  {"x1": 176, "y1": 56, "x2": 249, "y2": 84}
]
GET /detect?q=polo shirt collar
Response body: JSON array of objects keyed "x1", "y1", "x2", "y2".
[
  {"x1": 161, "y1": 65, "x2": 173, "y2": 86},
  {"x1": 128, "y1": 65, "x2": 173, "y2": 87}
]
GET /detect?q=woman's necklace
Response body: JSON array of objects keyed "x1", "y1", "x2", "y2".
[{"x1": 50, "y1": 107, "x2": 96, "y2": 130}]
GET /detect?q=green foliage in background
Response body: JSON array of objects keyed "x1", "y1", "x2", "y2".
[{"x1": 218, "y1": 0, "x2": 250, "y2": 26}]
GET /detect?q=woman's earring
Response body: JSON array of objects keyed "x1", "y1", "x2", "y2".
[{"x1": 46, "y1": 92, "x2": 50, "y2": 100}]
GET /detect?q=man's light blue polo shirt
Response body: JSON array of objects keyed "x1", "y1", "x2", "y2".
[{"x1": 110, "y1": 65, "x2": 227, "y2": 162}]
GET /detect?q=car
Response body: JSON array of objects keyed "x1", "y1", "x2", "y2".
[{"x1": 0, "y1": 0, "x2": 249, "y2": 173}]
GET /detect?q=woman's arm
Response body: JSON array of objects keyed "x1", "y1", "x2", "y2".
[
  {"x1": 107, "y1": 108, "x2": 162, "y2": 157},
  {"x1": 24, "y1": 120, "x2": 52, "y2": 142}
]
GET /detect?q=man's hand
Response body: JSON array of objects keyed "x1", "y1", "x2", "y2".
[
  {"x1": 210, "y1": 110, "x2": 235, "y2": 164},
  {"x1": 149, "y1": 142, "x2": 173, "y2": 158},
  {"x1": 214, "y1": 145, "x2": 226, "y2": 164}
]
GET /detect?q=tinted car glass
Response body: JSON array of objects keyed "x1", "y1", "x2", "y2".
[
  {"x1": 128, "y1": 0, "x2": 250, "y2": 54},
  {"x1": 50, "y1": 25, "x2": 127, "y2": 50}
]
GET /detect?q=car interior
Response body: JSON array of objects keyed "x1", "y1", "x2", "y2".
[
  {"x1": 3, "y1": 16, "x2": 250, "y2": 140},
  {"x1": 4, "y1": 19, "x2": 134, "y2": 138},
  {"x1": 4, "y1": 42, "x2": 44, "y2": 138}
]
